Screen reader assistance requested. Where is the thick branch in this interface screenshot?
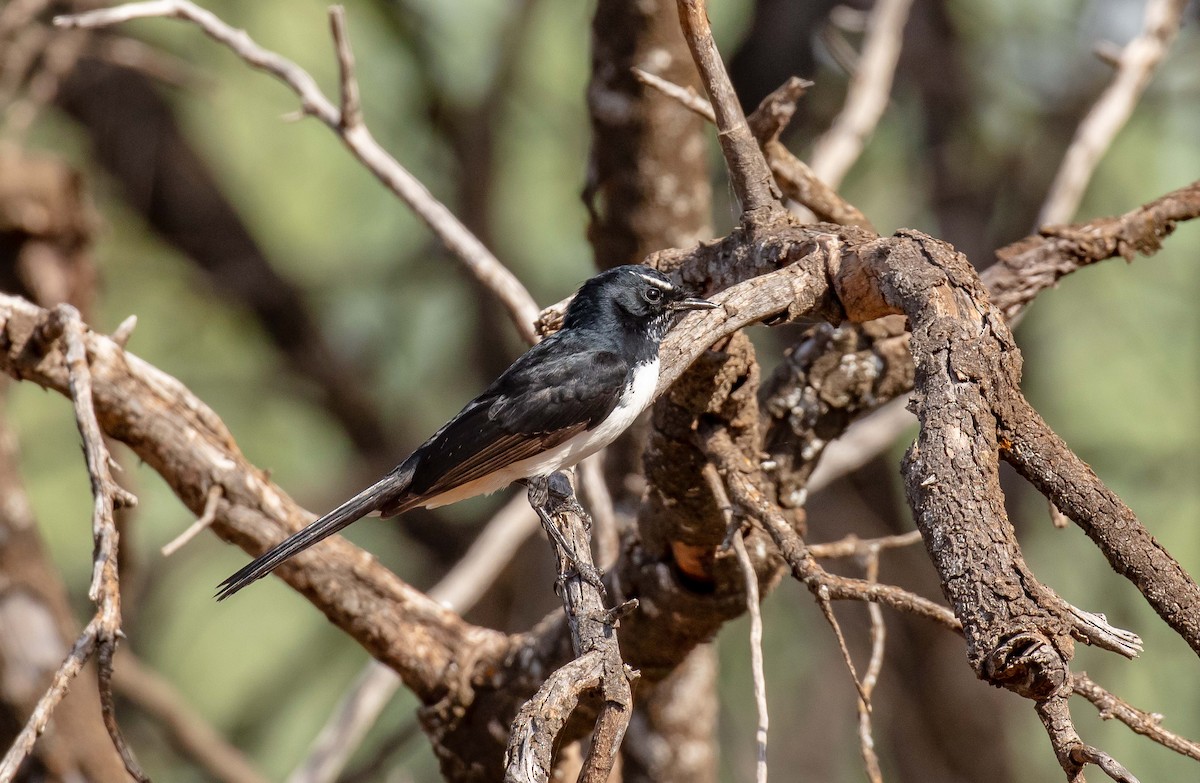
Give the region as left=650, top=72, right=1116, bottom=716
left=999, top=401, right=1200, bottom=656
left=0, top=293, right=503, bottom=703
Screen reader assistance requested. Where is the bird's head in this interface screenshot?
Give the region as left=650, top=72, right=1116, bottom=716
left=564, top=266, right=718, bottom=338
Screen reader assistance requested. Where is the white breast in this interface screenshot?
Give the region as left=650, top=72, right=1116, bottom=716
left=422, top=358, right=661, bottom=508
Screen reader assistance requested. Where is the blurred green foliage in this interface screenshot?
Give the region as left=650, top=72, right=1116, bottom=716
left=10, top=0, right=1199, bottom=780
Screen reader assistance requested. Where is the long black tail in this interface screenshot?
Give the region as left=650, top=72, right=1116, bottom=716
left=216, top=465, right=414, bottom=601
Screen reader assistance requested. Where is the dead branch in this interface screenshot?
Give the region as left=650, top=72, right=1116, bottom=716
left=705, top=463, right=768, bottom=782
left=160, top=483, right=221, bottom=557
left=674, top=0, right=782, bottom=223
left=732, top=532, right=769, bottom=783
left=54, top=1, right=541, bottom=343
left=701, top=425, right=960, bottom=631
left=0, top=304, right=145, bottom=783
left=1037, top=697, right=1140, bottom=783
left=990, top=180, right=1200, bottom=321
left=634, top=68, right=874, bottom=229
left=998, top=400, right=1200, bottom=656
left=806, top=530, right=923, bottom=560
left=856, top=551, right=885, bottom=783
left=505, top=474, right=636, bottom=783
left=1071, top=673, right=1200, bottom=762
left=1038, top=0, right=1190, bottom=226
left=761, top=179, right=1200, bottom=513
left=809, top=0, right=914, bottom=189
left=0, top=292, right=504, bottom=704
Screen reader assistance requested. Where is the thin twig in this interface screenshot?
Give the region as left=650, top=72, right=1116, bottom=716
left=161, top=483, right=222, bottom=556
left=704, top=463, right=768, bottom=783
left=634, top=68, right=873, bottom=229
left=632, top=67, right=714, bottom=122
left=732, top=533, right=769, bottom=783
left=579, top=454, right=619, bottom=570
left=0, top=305, right=145, bottom=783
left=54, top=1, right=541, bottom=343
left=815, top=587, right=869, bottom=707
left=328, top=8, right=360, bottom=130
left=856, top=550, right=885, bottom=783
left=807, top=529, right=923, bottom=560
left=1071, top=672, right=1200, bottom=762
left=809, top=0, right=915, bottom=189
left=1037, top=0, right=1189, bottom=226
left=0, top=621, right=103, bottom=782
left=674, top=0, right=783, bottom=222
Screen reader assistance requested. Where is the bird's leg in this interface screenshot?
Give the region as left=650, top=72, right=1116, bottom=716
left=525, top=474, right=605, bottom=592
left=547, top=471, right=591, bottom=531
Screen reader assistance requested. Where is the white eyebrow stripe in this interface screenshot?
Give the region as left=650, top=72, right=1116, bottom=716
left=633, top=272, right=675, bottom=291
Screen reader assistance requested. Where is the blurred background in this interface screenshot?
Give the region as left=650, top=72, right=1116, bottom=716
left=2, top=0, right=1198, bottom=780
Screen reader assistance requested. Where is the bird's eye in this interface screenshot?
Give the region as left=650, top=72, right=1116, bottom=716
left=643, top=287, right=663, bottom=304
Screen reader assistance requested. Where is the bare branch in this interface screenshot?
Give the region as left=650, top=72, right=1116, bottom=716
left=732, top=533, right=769, bottom=783
left=806, top=530, right=922, bottom=560
left=815, top=588, right=869, bottom=706
left=579, top=454, right=619, bottom=570
left=631, top=67, right=714, bottom=122
left=0, top=620, right=103, bottom=782
left=634, top=68, right=874, bottom=229
left=1037, top=0, right=1190, bottom=226
left=1037, top=696, right=1141, bottom=783
left=705, top=461, right=768, bottom=783
left=809, top=0, right=915, bottom=188
left=1071, top=672, right=1200, bottom=762
left=55, top=1, right=541, bottom=343
left=327, top=7, right=360, bottom=131
left=506, top=475, right=636, bottom=783
left=0, top=305, right=145, bottom=783
left=999, top=399, right=1200, bottom=657
left=857, top=551, right=885, bottom=783
left=990, top=179, right=1200, bottom=321
left=505, top=652, right=605, bottom=782
left=773, top=180, right=1200, bottom=512
left=0, top=293, right=502, bottom=703
left=701, top=425, right=960, bottom=632
left=161, top=483, right=222, bottom=557
left=674, top=0, right=782, bottom=222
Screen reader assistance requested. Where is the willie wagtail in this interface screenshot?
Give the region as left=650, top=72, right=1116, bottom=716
left=216, top=265, right=717, bottom=599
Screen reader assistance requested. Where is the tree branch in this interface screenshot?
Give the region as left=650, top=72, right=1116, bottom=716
left=674, top=0, right=783, bottom=223
left=1037, top=0, right=1190, bottom=226
left=54, top=1, right=541, bottom=343
left=0, top=304, right=145, bottom=783
left=809, top=0, right=914, bottom=189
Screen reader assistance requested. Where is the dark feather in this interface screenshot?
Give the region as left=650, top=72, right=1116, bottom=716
left=214, top=463, right=414, bottom=601
left=396, top=334, right=629, bottom=505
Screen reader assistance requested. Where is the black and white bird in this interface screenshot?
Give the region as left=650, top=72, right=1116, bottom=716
left=216, top=265, right=717, bottom=600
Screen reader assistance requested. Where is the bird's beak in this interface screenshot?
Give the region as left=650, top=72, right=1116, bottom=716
left=669, top=296, right=719, bottom=312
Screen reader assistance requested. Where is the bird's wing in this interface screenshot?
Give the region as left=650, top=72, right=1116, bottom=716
left=398, top=338, right=629, bottom=505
